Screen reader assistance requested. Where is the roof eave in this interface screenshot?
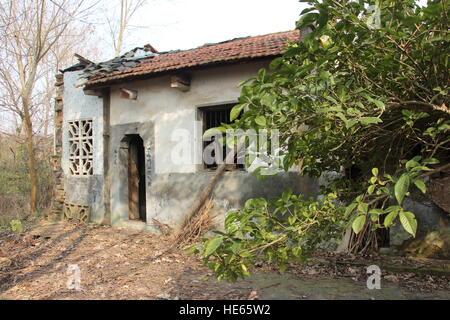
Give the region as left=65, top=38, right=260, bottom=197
left=83, top=55, right=279, bottom=90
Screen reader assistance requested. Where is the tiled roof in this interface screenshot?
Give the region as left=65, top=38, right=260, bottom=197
left=85, top=30, right=300, bottom=86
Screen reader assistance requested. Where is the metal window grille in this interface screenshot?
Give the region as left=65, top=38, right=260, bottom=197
left=202, top=105, right=244, bottom=169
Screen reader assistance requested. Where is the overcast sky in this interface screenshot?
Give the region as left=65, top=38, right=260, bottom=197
left=95, top=0, right=429, bottom=59
left=99, top=0, right=308, bottom=57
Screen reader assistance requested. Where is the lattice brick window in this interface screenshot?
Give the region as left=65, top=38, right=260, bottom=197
left=68, top=119, right=93, bottom=175
left=64, top=202, right=90, bottom=222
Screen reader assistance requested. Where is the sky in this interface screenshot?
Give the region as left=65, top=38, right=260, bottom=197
left=95, top=0, right=428, bottom=59
left=100, top=0, right=308, bottom=57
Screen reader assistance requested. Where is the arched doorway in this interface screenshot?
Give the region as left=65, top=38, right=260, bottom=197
left=123, top=134, right=146, bottom=222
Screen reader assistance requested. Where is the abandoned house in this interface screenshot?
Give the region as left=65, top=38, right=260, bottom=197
left=51, top=29, right=320, bottom=231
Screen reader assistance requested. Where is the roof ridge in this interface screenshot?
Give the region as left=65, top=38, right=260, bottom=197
left=155, top=29, right=298, bottom=57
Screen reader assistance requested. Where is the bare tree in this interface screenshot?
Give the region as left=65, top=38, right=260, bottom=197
left=105, top=0, right=147, bottom=57
left=35, top=22, right=101, bottom=137
left=0, top=0, right=95, bottom=213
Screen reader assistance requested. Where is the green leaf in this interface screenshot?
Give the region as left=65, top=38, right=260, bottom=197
left=269, top=57, right=283, bottom=70
left=296, top=12, right=319, bottom=29
left=384, top=210, right=399, bottom=227
left=360, top=117, right=382, bottom=125
left=258, top=68, right=266, bottom=80
left=204, top=237, right=223, bottom=257
left=261, top=95, right=275, bottom=108
left=300, top=7, right=315, bottom=15
left=230, top=104, right=244, bottom=121
left=373, top=100, right=385, bottom=110
left=367, top=185, right=375, bottom=195
left=411, top=166, right=432, bottom=172
left=405, top=159, right=420, bottom=169
left=369, top=209, right=384, bottom=215
left=352, top=215, right=366, bottom=234
left=394, top=174, right=410, bottom=205
left=422, top=158, right=439, bottom=165
left=255, top=116, right=267, bottom=126
left=239, top=250, right=252, bottom=258
left=241, top=264, right=250, bottom=276
left=413, top=179, right=426, bottom=194
left=385, top=205, right=401, bottom=213
left=372, top=168, right=379, bottom=176
left=230, top=241, right=242, bottom=254
left=288, top=215, right=296, bottom=225
left=344, top=203, right=357, bottom=217
left=203, top=127, right=225, bottom=139
left=185, top=245, right=200, bottom=255
left=399, top=211, right=417, bottom=237
left=357, top=202, right=369, bottom=214
left=346, top=119, right=358, bottom=129
left=238, top=78, right=254, bottom=87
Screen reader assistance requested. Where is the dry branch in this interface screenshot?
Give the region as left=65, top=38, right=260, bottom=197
left=173, top=198, right=216, bottom=249
left=150, top=146, right=242, bottom=259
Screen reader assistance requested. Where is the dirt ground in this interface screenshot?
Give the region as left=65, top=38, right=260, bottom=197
left=0, top=220, right=449, bottom=300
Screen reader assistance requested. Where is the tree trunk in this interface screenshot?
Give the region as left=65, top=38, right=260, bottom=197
left=115, top=0, right=126, bottom=56
left=23, top=101, right=38, bottom=214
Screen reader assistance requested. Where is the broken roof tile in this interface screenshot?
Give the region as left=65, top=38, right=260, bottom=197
left=85, top=29, right=300, bottom=87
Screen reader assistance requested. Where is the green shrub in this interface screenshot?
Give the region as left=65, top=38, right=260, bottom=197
left=10, top=219, right=24, bottom=233
left=196, top=192, right=346, bottom=282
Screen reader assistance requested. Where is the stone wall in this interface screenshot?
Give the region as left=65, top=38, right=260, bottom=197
left=50, top=73, right=65, bottom=217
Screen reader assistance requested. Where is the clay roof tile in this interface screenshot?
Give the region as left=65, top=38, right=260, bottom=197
left=85, top=29, right=300, bottom=87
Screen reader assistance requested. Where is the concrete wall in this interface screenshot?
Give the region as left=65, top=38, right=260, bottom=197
left=109, top=62, right=268, bottom=174
left=148, top=172, right=319, bottom=230
left=62, top=71, right=105, bottom=223
left=106, top=60, right=320, bottom=230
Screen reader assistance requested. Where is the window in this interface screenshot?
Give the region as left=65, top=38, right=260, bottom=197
left=201, top=104, right=244, bottom=170
left=68, top=119, right=93, bottom=176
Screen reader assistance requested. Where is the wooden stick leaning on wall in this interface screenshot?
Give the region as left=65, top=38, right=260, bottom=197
left=151, top=141, right=244, bottom=259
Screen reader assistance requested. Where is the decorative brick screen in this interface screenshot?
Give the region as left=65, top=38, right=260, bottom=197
left=63, top=202, right=90, bottom=222
left=68, top=119, right=94, bottom=175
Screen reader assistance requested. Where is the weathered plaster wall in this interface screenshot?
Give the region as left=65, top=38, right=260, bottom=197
left=62, top=71, right=105, bottom=223
left=110, top=61, right=273, bottom=174
left=107, top=61, right=321, bottom=230
left=148, top=172, right=319, bottom=230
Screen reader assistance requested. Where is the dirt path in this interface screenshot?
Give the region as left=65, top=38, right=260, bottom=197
left=0, top=221, right=448, bottom=300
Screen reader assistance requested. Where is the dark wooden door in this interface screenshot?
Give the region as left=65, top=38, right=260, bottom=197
left=128, top=143, right=140, bottom=220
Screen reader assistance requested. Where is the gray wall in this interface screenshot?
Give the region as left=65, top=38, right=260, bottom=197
left=62, top=71, right=105, bottom=223
left=148, top=171, right=319, bottom=231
